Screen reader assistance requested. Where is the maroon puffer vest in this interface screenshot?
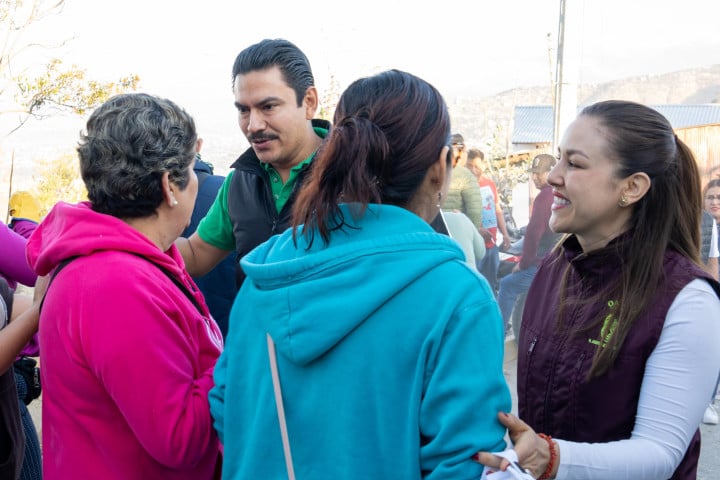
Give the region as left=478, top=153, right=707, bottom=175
left=519, top=235, right=719, bottom=480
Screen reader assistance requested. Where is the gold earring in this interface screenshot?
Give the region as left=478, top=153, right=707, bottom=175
left=619, top=195, right=628, bottom=207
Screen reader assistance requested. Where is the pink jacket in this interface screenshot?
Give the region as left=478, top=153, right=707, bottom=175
left=27, top=202, right=223, bottom=480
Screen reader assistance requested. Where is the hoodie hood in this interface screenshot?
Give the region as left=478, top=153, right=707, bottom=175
left=240, top=203, right=465, bottom=366
left=27, top=201, right=185, bottom=279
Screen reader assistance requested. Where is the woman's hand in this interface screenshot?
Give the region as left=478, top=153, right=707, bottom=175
left=473, top=412, right=555, bottom=479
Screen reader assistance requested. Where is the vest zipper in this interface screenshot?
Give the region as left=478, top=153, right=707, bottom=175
left=524, top=336, right=538, bottom=419
left=527, top=337, right=537, bottom=356
left=574, top=352, right=586, bottom=370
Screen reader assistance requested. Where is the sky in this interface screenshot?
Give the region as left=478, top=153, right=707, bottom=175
left=3, top=0, right=720, bottom=179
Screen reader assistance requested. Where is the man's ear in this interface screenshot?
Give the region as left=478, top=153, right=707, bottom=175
left=622, top=172, right=651, bottom=206
left=303, top=86, right=319, bottom=119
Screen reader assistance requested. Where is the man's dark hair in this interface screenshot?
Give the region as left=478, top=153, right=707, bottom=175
left=467, top=148, right=484, bottom=161
left=231, top=38, right=315, bottom=107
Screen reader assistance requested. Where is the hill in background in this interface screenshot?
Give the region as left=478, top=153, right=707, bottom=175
left=449, top=64, right=720, bottom=152
left=4, top=64, right=720, bottom=218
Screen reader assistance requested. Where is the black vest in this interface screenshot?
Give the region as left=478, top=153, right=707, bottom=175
left=227, top=119, right=331, bottom=287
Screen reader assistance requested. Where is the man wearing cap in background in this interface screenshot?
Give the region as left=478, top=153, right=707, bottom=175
left=497, top=153, right=561, bottom=337
left=443, top=134, right=486, bottom=240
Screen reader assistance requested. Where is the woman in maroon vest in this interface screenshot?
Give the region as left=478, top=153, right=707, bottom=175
left=476, top=100, right=720, bottom=480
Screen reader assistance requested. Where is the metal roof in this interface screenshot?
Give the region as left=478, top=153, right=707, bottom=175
left=512, top=104, right=720, bottom=144
left=512, top=106, right=555, bottom=144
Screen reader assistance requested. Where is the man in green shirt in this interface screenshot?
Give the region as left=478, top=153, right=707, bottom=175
left=176, top=39, right=330, bottom=327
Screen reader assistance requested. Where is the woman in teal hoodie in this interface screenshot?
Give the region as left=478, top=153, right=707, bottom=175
left=209, top=69, right=511, bottom=479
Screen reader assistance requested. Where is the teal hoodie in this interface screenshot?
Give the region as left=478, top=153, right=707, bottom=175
left=209, top=204, right=510, bottom=479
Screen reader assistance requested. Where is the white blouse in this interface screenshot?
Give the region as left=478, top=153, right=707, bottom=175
left=556, top=279, right=720, bottom=479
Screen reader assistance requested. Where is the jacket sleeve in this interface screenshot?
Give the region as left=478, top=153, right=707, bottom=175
left=0, top=222, right=37, bottom=287
left=419, top=277, right=511, bottom=479
left=209, top=347, right=228, bottom=443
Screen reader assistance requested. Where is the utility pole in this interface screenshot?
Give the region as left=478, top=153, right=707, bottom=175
left=547, top=32, right=555, bottom=109
left=552, top=0, right=582, bottom=152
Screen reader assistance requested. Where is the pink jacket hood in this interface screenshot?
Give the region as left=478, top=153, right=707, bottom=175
left=27, top=201, right=184, bottom=279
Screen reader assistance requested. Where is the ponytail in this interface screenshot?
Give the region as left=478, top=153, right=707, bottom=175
left=291, top=69, right=451, bottom=249
left=671, top=136, right=701, bottom=263
left=292, top=116, right=391, bottom=247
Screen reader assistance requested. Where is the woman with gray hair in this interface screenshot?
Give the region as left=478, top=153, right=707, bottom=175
left=26, top=93, right=223, bottom=479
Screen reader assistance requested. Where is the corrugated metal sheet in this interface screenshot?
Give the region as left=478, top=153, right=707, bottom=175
left=655, top=105, right=720, bottom=129
left=512, top=104, right=720, bottom=144
left=512, top=106, right=554, bottom=143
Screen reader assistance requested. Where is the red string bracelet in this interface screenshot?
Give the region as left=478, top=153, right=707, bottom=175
left=538, top=433, right=557, bottom=480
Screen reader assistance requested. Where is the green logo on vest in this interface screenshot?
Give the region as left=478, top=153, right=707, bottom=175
left=588, top=300, right=618, bottom=348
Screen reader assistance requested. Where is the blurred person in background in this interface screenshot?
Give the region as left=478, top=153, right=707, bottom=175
left=8, top=191, right=42, bottom=239
left=701, top=178, right=720, bottom=425
left=443, top=134, right=484, bottom=230
left=496, top=154, right=560, bottom=338
left=466, top=148, right=511, bottom=295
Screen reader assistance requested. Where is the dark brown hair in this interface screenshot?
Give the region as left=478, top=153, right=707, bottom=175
left=564, top=100, right=701, bottom=377
left=292, top=69, right=450, bottom=247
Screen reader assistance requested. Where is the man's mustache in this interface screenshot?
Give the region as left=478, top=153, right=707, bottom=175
left=248, top=134, right=278, bottom=142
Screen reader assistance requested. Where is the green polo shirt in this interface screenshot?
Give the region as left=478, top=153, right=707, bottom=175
left=262, top=154, right=313, bottom=213
left=196, top=126, right=328, bottom=252
left=262, top=125, right=328, bottom=212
